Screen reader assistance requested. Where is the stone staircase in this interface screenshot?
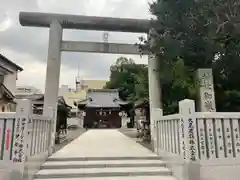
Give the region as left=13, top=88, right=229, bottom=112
left=34, top=156, right=177, bottom=180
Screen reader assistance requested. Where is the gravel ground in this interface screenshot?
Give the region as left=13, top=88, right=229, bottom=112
left=119, top=128, right=153, bottom=151
left=53, top=128, right=86, bottom=153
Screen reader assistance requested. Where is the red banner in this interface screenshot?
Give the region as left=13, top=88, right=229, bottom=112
left=5, top=128, right=11, bottom=151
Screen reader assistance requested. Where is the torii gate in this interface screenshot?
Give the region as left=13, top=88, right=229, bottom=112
left=19, top=12, right=161, bottom=152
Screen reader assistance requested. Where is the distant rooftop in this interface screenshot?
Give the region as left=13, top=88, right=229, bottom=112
left=0, top=54, right=23, bottom=71
left=16, top=86, right=42, bottom=95
left=78, top=88, right=128, bottom=108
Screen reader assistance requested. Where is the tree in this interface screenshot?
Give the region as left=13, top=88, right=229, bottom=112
left=134, top=64, right=149, bottom=101
left=138, top=0, right=240, bottom=113
left=105, top=57, right=148, bottom=102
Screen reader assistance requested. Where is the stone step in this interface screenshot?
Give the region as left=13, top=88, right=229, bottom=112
left=35, top=176, right=178, bottom=180
left=41, top=160, right=166, bottom=169
left=47, top=156, right=161, bottom=161
left=35, top=167, right=172, bottom=179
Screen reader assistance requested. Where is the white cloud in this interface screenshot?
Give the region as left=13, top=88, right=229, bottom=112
left=0, top=0, right=151, bottom=91
left=0, top=12, right=13, bottom=32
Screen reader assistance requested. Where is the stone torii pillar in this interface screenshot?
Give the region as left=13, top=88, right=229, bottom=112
left=148, top=29, right=162, bottom=151
left=148, top=29, right=162, bottom=110
left=43, top=21, right=63, bottom=153
left=44, top=21, right=62, bottom=118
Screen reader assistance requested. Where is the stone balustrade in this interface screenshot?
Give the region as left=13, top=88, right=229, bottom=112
left=155, top=99, right=240, bottom=180
left=0, top=99, right=53, bottom=180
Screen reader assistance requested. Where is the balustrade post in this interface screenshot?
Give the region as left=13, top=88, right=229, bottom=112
left=10, top=99, right=33, bottom=180
left=179, top=99, right=200, bottom=180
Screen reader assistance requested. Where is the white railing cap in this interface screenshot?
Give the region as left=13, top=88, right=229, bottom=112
left=158, top=113, right=180, bottom=121
left=32, top=114, right=52, bottom=121
left=195, top=112, right=240, bottom=119
left=0, top=112, right=16, bottom=119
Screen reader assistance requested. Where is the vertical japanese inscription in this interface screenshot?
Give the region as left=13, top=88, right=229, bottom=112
left=12, top=118, right=26, bottom=163
left=224, top=120, right=233, bottom=157
left=197, top=69, right=216, bottom=112
left=180, top=118, right=186, bottom=159
left=207, top=120, right=216, bottom=157
left=233, top=119, right=240, bottom=155
left=199, top=127, right=206, bottom=157
left=188, top=118, right=196, bottom=160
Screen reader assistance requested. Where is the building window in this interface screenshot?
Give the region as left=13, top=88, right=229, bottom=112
left=2, top=106, right=5, bottom=112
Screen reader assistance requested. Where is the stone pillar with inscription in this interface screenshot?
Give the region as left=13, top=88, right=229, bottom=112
left=197, top=68, right=216, bottom=112
left=11, top=99, right=33, bottom=180
left=179, top=99, right=200, bottom=180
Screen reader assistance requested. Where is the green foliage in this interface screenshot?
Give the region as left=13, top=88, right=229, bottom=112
left=106, top=0, right=240, bottom=114
left=104, top=57, right=148, bottom=102
left=136, top=0, right=240, bottom=113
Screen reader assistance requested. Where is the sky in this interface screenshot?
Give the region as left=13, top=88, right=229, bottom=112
left=0, top=0, right=151, bottom=92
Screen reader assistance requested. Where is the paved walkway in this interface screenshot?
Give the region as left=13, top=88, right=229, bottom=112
left=35, top=130, right=177, bottom=180
left=52, top=129, right=155, bottom=158
left=53, top=128, right=86, bottom=153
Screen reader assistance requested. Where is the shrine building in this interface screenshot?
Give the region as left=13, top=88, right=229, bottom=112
left=77, top=89, right=128, bottom=128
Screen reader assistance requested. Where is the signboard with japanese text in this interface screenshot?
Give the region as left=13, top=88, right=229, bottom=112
left=12, top=117, right=26, bottom=163
left=179, top=99, right=199, bottom=160
left=197, top=69, right=216, bottom=112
